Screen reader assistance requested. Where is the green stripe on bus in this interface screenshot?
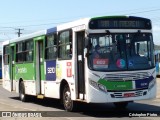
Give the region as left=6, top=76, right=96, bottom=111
left=34, top=36, right=45, bottom=41
left=14, top=63, right=35, bottom=80
left=98, top=79, right=133, bottom=90
left=10, top=43, right=16, bottom=47
left=40, top=63, right=45, bottom=80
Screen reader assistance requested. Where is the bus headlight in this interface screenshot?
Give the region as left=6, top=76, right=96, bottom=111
left=98, top=84, right=106, bottom=92
left=90, top=80, right=98, bottom=88
left=89, top=79, right=107, bottom=92
left=148, top=78, right=156, bottom=91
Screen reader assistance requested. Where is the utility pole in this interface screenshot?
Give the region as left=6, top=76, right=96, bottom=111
left=15, top=28, right=24, bottom=37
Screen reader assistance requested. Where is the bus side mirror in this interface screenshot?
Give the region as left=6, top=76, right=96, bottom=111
left=136, top=43, right=140, bottom=54
left=84, top=37, right=89, bottom=48
left=84, top=37, right=92, bottom=57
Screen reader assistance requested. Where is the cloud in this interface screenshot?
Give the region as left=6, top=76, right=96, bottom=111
left=153, top=25, right=160, bottom=45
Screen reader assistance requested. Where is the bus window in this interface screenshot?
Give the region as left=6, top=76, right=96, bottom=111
left=58, top=30, right=72, bottom=59
left=3, top=46, right=9, bottom=65
left=16, top=42, right=24, bottom=62
left=24, top=40, right=33, bottom=62
left=45, top=34, right=57, bottom=60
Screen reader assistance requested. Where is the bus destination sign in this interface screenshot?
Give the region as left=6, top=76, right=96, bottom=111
left=89, top=18, right=151, bottom=29
left=98, top=20, right=144, bottom=29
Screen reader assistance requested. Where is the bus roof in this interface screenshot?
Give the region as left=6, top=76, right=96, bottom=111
left=3, top=29, right=47, bottom=45
left=2, top=40, right=9, bottom=46
left=2, top=15, right=151, bottom=46
left=90, top=16, right=151, bottom=21
left=57, top=18, right=90, bottom=31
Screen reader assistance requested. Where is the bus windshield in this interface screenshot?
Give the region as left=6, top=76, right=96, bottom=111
left=88, top=33, right=155, bottom=71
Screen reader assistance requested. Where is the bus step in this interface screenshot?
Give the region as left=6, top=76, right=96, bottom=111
left=37, top=94, right=44, bottom=99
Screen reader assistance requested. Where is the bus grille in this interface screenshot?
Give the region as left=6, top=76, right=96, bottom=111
left=102, top=72, right=150, bottom=81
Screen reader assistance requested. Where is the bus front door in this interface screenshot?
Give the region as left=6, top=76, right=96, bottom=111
left=35, top=40, right=44, bottom=98
left=76, top=31, right=85, bottom=99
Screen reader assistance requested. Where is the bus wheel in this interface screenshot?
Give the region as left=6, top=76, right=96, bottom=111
left=63, top=85, right=75, bottom=112
left=114, top=102, right=128, bottom=109
left=19, top=81, right=27, bottom=102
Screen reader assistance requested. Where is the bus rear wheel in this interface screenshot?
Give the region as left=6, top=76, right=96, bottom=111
left=19, top=81, right=28, bottom=102
left=63, top=85, right=76, bottom=112
left=114, top=102, right=128, bottom=109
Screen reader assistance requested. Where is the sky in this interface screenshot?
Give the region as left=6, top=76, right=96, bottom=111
left=0, top=0, right=160, bottom=45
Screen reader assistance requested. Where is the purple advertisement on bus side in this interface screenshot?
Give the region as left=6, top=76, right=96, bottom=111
left=46, top=60, right=56, bottom=81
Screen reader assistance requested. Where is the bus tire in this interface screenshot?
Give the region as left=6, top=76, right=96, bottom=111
left=19, top=81, right=28, bottom=102
left=114, top=102, right=128, bottom=109
left=63, top=85, right=76, bottom=112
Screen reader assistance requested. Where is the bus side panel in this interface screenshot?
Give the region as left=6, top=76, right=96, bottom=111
left=3, top=65, right=11, bottom=91
left=43, top=60, right=60, bottom=98
left=43, top=81, right=60, bottom=98
left=0, top=55, right=2, bottom=79
left=24, top=80, right=36, bottom=95
left=43, top=60, right=76, bottom=100
left=12, top=65, right=16, bottom=91
left=158, top=62, right=160, bottom=75
left=60, top=60, right=76, bottom=100
left=14, top=63, right=36, bottom=95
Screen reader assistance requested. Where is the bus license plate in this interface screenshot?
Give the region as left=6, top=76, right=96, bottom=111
left=124, top=93, right=135, bottom=97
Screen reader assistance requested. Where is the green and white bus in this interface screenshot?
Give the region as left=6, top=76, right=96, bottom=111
left=2, top=16, right=156, bottom=111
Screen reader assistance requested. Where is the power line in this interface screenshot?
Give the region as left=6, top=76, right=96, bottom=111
left=0, top=21, right=70, bottom=29
left=0, top=26, right=15, bottom=29
left=123, top=8, right=160, bottom=15
left=2, top=9, right=160, bottom=29
left=0, top=7, right=159, bottom=29
left=0, top=6, right=159, bottom=25
left=14, top=21, right=70, bottom=28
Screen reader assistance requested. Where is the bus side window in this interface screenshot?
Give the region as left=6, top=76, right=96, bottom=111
left=24, top=40, right=33, bottom=62
left=16, top=42, right=24, bottom=63
left=3, top=46, right=9, bottom=65
left=58, top=30, right=72, bottom=60
left=45, top=34, right=57, bottom=60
